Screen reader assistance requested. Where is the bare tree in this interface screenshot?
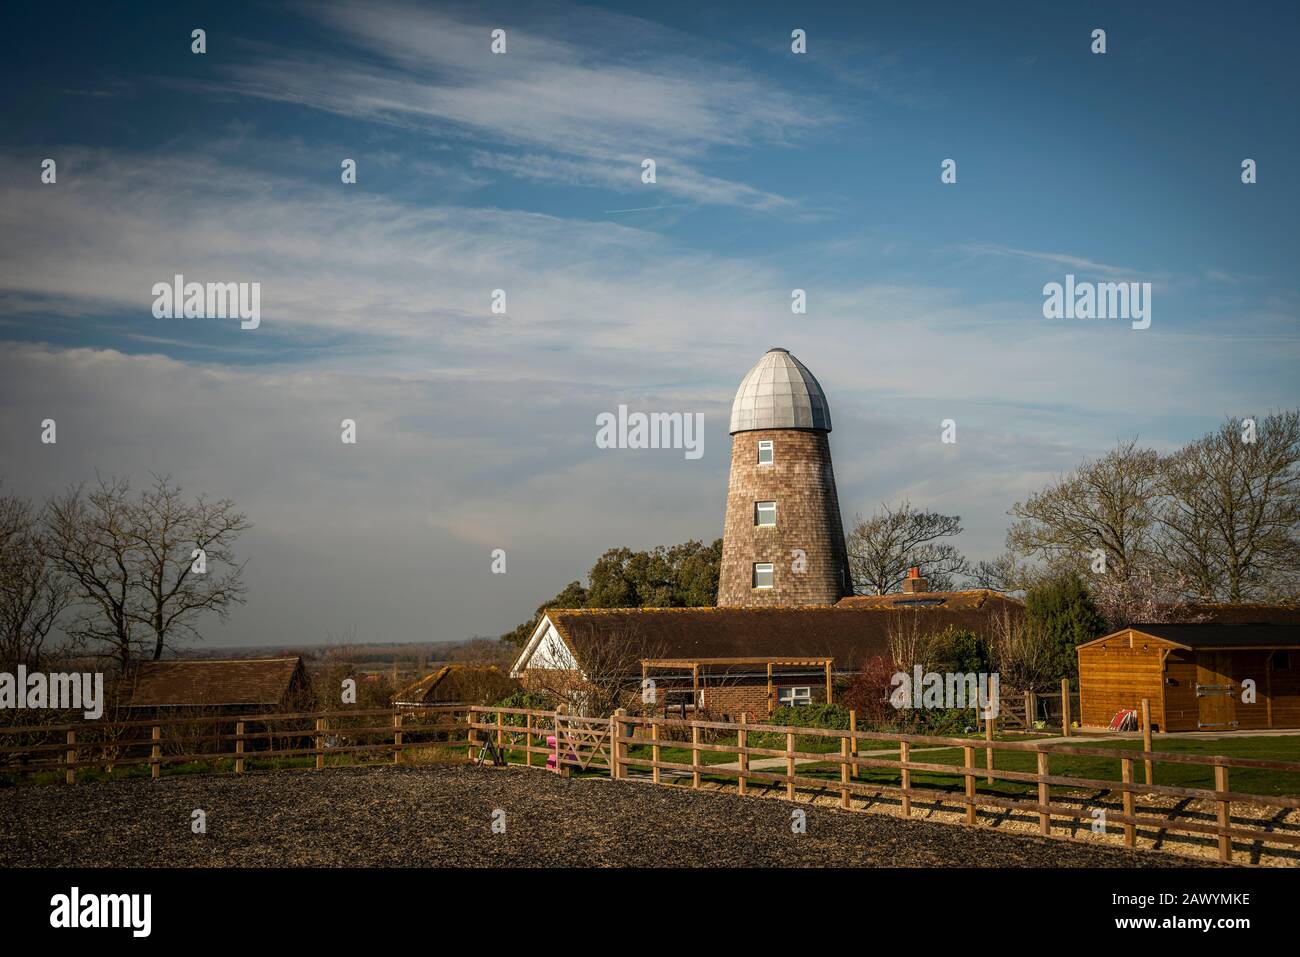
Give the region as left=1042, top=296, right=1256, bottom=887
left=847, top=500, right=969, bottom=594
left=1008, top=438, right=1161, bottom=582
left=1089, top=566, right=1207, bottom=632
left=46, top=476, right=141, bottom=667
left=129, top=474, right=250, bottom=660
left=1158, top=412, right=1300, bottom=602
left=45, top=474, right=249, bottom=665
left=884, top=611, right=947, bottom=674
left=522, top=625, right=667, bottom=718
left=986, top=605, right=1053, bottom=693
left=0, top=489, right=71, bottom=669
left=967, top=550, right=1044, bottom=595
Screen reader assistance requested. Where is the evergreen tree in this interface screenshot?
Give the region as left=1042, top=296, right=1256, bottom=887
left=1023, top=573, right=1107, bottom=683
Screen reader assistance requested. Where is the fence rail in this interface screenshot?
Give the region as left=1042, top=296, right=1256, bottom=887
left=599, top=710, right=1300, bottom=863
left=4, top=704, right=1298, bottom=864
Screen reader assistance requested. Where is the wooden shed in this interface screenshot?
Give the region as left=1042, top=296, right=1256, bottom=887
left=1077, top=623, right=1300, bottom=732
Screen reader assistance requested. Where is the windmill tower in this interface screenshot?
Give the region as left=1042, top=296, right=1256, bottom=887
left=717, top=348, right=852, bottom=607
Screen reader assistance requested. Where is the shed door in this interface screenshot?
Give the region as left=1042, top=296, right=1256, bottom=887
left=1196, top=651, right=1238, bottom=730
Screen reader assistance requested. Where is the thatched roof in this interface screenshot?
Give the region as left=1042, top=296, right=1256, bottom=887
left=126, top=657, right=308, bottom=708
left=835, top=589, right=1021, bottom=612
left=1183, top=603, right=1300, bottom=625
left=392, top=664, right=516, bottom=706
left=521, top=595, right=1021, bottom=677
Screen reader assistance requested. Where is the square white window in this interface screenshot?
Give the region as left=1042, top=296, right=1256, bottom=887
left=778, top=686, right=813, bottom=706
left=755, top=501, right=776, bottom=526
left=752, top=562, right=774, bottom=588
left=757, top=440, right=773, bottom=465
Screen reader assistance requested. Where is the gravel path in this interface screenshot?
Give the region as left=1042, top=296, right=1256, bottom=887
left=0, top=764, right=1210, bottom=868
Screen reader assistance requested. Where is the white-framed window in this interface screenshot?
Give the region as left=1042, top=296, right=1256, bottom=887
left=752, top=562, right=774, bottom=588
left=755, top=501, right=776, bottom=526
left=778, top=686, right=813, bottom=706
left=757, top=440, right=773, bottom=465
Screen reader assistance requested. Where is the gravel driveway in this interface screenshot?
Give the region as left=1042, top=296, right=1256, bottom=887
left=0, top=764, right=1210, bottom=867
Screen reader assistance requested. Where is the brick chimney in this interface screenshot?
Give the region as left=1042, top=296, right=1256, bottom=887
left=901, top=566, right=928, bottom=594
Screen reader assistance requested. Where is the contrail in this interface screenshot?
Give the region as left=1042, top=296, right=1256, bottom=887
left=603, top=203, right=691, bottom=214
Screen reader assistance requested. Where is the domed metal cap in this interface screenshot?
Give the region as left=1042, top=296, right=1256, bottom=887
left=729, top=348, right=832, bottom=433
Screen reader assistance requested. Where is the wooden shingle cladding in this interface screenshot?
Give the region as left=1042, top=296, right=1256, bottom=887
left=1077, top=623, right=1300, bottom=732
left=125, top=657, right=312, bottom=711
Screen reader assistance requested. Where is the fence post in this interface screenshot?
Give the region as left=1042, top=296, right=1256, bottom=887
left=465, top=702, right=480, bottom=764
left=315, top=717, right=325, bottom=771
left=525, top=712, right=533, bottom=768
left=962, top=745, right=976, bottom=825
left=555, top=705, right=570, bottom=778
left=691, top=722, right=701, bottom=789
left=1121, top=757, right=1136, bottom=848
left=1215, top=764, right=1232, bottom=863
left=610, top=708, right=625, bottom=780
left=652, top=720, right=661, bottom=786
left=235, top=720, right=245, bottom=774
left=65, top=729, right=76, bottom=785
left=393, top=713, right=403, bottom=765
left=839, top=734, right=850, bottom=809
left=1036, top=750, right=1050, bottom=835
left=1061, top=679, right=1071, bottom=737
left=736, top=714, right=746, bottom=796
left=785, top=731, right=795, bottom=801
left=1141, top=698, right=1153, bottom=786
left=849, top=710, right=858, bottom=779
left=985, top=715, right=995, bottom=785
left=1029, top=690, right=1038, bottom=726
left=899, top=740, right=911, bottom=816
left=151, top=725, right=161, bottom=780
left=1023, top=690, right=1031, bottom=729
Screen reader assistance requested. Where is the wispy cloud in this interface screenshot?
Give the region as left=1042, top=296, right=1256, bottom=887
left=962, top=243, right=1141, bottom=279
left=197, top=1, right=833, bottom=210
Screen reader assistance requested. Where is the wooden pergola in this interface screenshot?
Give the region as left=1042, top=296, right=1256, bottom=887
left=640, top=656, right=834, bottom=715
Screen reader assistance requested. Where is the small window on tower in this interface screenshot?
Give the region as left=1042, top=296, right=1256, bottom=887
left=757, top=440, right=773, bottom=465
left=755, top=501, right=776, bottom=526
left=753, top=563, right=774, bottom=589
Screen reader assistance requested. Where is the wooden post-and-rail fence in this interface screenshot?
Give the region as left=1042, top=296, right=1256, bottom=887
left=4, top=705, right=1299, bottom=865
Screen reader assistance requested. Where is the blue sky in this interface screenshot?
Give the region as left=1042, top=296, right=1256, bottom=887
left=1, top=1, right=1296, bottom=647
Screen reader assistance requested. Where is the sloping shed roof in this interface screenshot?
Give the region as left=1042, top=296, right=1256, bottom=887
left=1080, top=622, right=1300, bottom=651
left=526, top=601, right=1019, bottom=676
left=1127, top=622, right=1300, bottom=649
left=127, top=657, right=307, bottom=708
